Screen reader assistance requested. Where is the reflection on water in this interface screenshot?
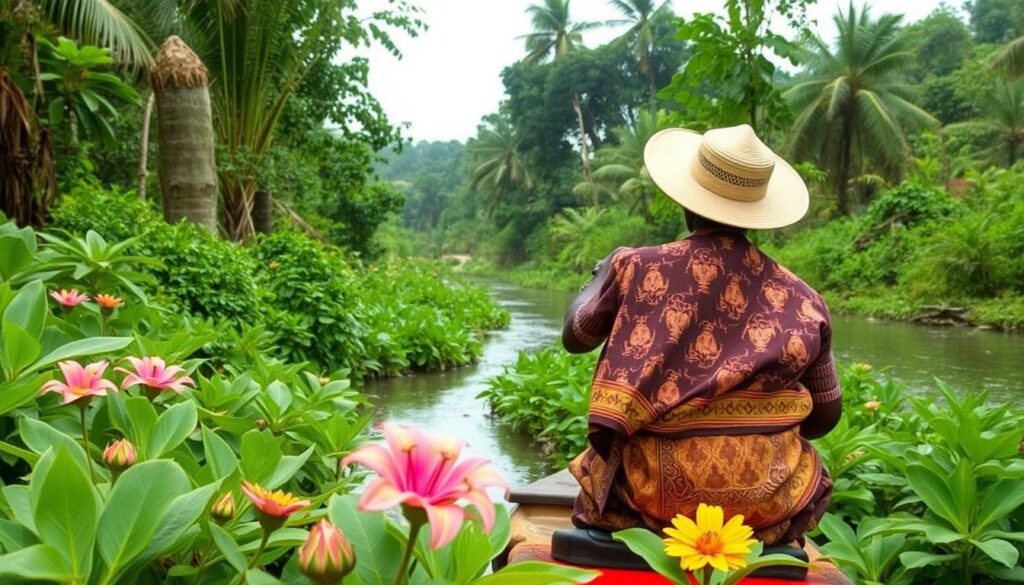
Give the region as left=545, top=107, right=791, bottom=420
left=366, top=279, right=1024, bottom=487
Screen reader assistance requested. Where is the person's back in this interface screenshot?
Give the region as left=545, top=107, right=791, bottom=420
left=562, top=124, right=841, bottom=545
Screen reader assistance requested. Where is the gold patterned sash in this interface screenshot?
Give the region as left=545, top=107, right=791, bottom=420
left=590, top=380, right=812, bottom=438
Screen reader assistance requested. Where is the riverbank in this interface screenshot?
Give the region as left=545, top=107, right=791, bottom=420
left=463, top=259, right=1024, bottom=332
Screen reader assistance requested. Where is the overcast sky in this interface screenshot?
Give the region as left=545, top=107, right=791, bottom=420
left=352, top=0, right=954, bottom=143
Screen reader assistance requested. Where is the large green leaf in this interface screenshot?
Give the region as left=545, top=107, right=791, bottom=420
left=3, top=322, right=41, bottom=377
left=0, top=373, right=49, bottom=416
left=147, top=401, right=198, bottom=459
left=613, top=527, right=687, bottom=584
left=328, top=494, right=404, bottom=585
left=474, top=561, right=599, bottom=585
left=241, top=429, right=282, bottom=484
left=125, top=396, right=158, bottom=456
left=977, top=479, right=1024, bottom=532
left=131, top=482, right=219, bottom=573
left=970, top=538, right=1019, bottom=568
left=265, top=447, right=313, bottom=489
left=3, top=280, right=46, bottom=340
left=31, top=447, right=98, bottom=580
left=29, top=336, right=131, bottom=372
left=905, top=462, right=968, bottom=533
left=0, top=544, right=73, bottom=581
left=20, top=416, right=89, bottom=471
left=95, top=460, right=190, bottom=581
left=210, top=522, right=247, bottom=573
left=898, top=551, right=959, bottom=569
left=0, top=234, right=34, bottom=280
left=202, top=425, right=239, bottom=480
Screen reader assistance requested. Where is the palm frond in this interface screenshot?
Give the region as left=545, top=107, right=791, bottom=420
left=992, top=36, right=1024, bottom=78
left=40, top=0, right=155, bottom=69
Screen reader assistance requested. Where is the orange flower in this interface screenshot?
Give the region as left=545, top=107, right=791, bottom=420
left=95, top=294, right=124, bottom=312
left=241, top=480, right=309, bottom=530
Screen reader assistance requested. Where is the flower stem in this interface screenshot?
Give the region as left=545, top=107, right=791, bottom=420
left=80, top=405, right=96, bottom=482
left=393, top=520, right=423, bottom=585
left=247, top=530, right=271, bottom=571
left=701, top=566, right=713, bottom=585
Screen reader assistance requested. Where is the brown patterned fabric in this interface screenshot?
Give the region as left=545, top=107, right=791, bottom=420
left=568, top=228, right=839, bottom=544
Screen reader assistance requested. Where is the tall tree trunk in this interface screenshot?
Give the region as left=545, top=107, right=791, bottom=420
left=834, top=107, right=855, bottom=216
left=137, top=91, right=154, bottom=199
left=151, top=36, right=217, bottom=231
left=252, top=190, right=272, bottom=234
left=570, top=93, right=597, bottom=207
left=647, top=65, right=658, bottom=117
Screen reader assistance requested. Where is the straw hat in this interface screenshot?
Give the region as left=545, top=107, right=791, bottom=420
left=643, top=124, right=809, bottom=229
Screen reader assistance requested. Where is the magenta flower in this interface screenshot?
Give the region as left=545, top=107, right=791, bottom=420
left=342, top=423, right=507, bottom=549
left=50, top=289, right=90, bottom=307
left=40, top=360, right=117, bottom=404
left=116, top=356, right=195, bottom=394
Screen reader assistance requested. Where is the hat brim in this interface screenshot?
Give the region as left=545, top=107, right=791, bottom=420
left=643, top=128, right=809, bottom=230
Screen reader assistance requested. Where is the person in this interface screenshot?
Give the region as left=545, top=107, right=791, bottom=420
left=561, top=124, right=840, bottom=546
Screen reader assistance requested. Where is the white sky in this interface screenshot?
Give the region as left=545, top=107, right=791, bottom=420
left=353, top=0, right=954, bottom=142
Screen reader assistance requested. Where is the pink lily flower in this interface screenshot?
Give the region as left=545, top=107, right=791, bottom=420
left=342, top=422, right=507, bottom=549
left=116, top=356, right=195, bottom=394
left=40, top=360, right=117, bottom=404
left=50, top=289, right=90, bottom=307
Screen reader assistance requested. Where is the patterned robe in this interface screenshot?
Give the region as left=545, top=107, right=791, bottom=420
left=568, top=228, right=839, bottom=544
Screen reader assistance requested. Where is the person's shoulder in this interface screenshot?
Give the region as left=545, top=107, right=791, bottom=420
left=759, top=249, right=828, bottom=307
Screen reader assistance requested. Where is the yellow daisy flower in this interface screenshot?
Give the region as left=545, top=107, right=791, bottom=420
left=663, top=503, right=758, bottom=572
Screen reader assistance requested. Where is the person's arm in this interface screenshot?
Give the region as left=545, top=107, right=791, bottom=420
left=799, top=317, right=842, bottom=440
left=562, top=247, right=627, bottom=354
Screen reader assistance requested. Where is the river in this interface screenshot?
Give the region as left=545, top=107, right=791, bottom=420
left=366, top=280, right=1024, bottom=488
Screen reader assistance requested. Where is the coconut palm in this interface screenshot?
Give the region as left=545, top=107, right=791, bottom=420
left=947, top=81, right=1024, bottom=167
left=577, top=110, right=663, bottom=219
left=520, top=0, right=600, bottom=198
left=467, top=117, right=532, bottom=217
left=608, top=0, right=671, bottom=115
left=784, top=3, right=938, bottom=215
left=992, top=36, right=1024, bottom=78
left=521, top=0, right=598, bottom=63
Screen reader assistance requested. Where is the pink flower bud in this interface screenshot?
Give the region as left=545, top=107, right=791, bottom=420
left=864, top=400, right=881, bottom=411
left=298, top=520, right=356, bottom=584
left=210, top=492, right=235, bottom=523
left=103, top=439, right=136, bottom=471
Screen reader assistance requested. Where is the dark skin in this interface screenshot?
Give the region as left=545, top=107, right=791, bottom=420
left=561, top=210, right=842, bottom=440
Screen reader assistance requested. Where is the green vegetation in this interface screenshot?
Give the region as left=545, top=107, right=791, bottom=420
left=484, top=349, right=1024, bottom=584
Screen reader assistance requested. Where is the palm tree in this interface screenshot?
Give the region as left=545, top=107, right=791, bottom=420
left=521, top=0, right=597, bottom=63
left=608, top=0, right=670, bottom=115
left=520, top=0, right=600, bottom=198
left=947, top=81, right=1024, bottom=167
left=992, top=36, right=1024, bottom=78
left=152, top=36, right=217, bottom=231
left=467, top=117, right=532, bottom=217
left=577, top=110, right=663, bottom=219
left=784, top=3, right=938, bottom=215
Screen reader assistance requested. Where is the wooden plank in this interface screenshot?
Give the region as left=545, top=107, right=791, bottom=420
left=508, top=468, right=578, bottom=506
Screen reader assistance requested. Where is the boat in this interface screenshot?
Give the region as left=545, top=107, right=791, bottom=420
left=497, top=469, right=852, bottom=585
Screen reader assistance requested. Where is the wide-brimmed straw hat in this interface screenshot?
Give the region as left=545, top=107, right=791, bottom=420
left=644, top=124, right=808, bottom=229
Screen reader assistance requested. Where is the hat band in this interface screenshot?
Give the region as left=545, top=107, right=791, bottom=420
left=693, top=152, right=770, bottom=202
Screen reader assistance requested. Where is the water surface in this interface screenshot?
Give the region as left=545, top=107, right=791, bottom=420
left=366, top=280, right=1024, bottom=487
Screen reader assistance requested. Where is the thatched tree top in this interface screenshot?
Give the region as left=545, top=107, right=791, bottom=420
left=152, top=36, right=209, bottom=89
